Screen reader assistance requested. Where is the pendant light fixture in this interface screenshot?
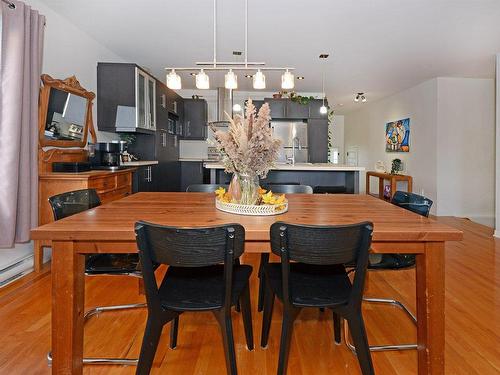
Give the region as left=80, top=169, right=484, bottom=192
left=166, top=69, right=181, bottom=90
left=196, top=69, right=210, bottom=89
left=319, top=54, right=328, bottom=114
left=253, top=69, right=266, bottom=89
left=281, top=69, right=294, bottom=89
left=224, top=69, right=238, bottom=89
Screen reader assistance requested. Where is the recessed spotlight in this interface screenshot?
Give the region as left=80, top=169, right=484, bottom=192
left=355, top=92, right=366, bottom=103
left=319, top=53, right=329, bottom=59
left=297, top=76, right=305, bottom=80
left=190, top=72, right=196, bottom=76
left=232, top=51, right=243, bottom=56
left=245, top=74, right=253, bottom=78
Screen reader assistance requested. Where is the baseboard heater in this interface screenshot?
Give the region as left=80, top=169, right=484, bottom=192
left=0, top=255, right=34, bottom=288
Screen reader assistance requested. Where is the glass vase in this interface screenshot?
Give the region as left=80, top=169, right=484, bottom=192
left=229, top=173, right=259, bottom=205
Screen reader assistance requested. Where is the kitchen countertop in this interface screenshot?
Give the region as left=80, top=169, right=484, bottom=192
left=121, top=160, right=159, bottom=167
left=204, top=162, right=365, bottom=172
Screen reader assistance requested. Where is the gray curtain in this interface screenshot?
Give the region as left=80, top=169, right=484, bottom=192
left=0, top=1, right=45, bottom=247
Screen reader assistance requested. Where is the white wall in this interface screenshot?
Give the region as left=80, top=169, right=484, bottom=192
left=28, top=0, right=125, bottom=141
left=330, top=115, right=345, bottom=164
left=496, top=54, right=500, bottom=237
left=436, top=78, right=495, bottom=226
left=344, top=79, right=438, bottom=208
left=344, top=77, right=495, bottom=225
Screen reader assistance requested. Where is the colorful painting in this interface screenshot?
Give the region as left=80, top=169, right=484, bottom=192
left=385, top=118, right=410, bottom=152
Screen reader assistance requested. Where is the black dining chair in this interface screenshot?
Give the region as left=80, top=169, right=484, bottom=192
left=134, top=221, right=253, bottom=375
left=261, top=221, right=375, bottom=375
left=186, top=184, right=228, bottom=192
left=47, top=189, right=144, bottom=365
left=257, top=184, right=313, bottom=312
left=345, top=191, right=433, bottom=353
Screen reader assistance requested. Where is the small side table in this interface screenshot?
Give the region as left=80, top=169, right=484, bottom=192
left=366, top=171, right=412, bottom=201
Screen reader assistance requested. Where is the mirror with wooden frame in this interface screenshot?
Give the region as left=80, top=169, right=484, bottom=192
left=38, top=74, right=97, bottom=148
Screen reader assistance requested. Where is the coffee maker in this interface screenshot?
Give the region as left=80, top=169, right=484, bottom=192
left=90, top=142, right=123, bottom=170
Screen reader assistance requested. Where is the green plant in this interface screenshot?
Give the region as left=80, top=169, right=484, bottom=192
left=289, top=93, right=315, bottom=105
left=391, top=158, right=403, bottom=174
left=119, top=133, right=137, bottom=145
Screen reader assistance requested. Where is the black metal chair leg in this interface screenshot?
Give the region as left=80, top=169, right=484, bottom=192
left=257, top=253, right=270, bottom=312
left=260, top=284, right=275, bottom=348
left=136, top=316, right=165, bottom=375
left=277, top=308, right=299, bottom=375
left=213, top=310, right=238, bottom=375
left=332, top=312, right=341, bottom=345
left=169, top=316, right=179, bottom=349
left=240, top=283, right=254, bottom=350
left=347, top=314, right=375, bottom=375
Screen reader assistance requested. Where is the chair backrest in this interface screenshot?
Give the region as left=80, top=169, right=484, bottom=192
left=265, top=184, right=313, bottom=194
left=48, top=189, right=101, bottom=221
left=391, top=191, right=433, bottom=217
left=270, top=221, right=373, bottom=307
left=313, top=185, right=347, bottom=194
left=135, top=221, right=245, bottom=312
left=186, top=184, right=228, bottom=192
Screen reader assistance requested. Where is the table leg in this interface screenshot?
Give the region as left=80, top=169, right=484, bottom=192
left=390, top=178, right=397, bottom=200
left=378, top=177, right=385, bottom=199
left=33, top=240, right=44, bottom=272
left=51, top=241, right=85, bottom=375
left=416, top=242, right=445, bottom=375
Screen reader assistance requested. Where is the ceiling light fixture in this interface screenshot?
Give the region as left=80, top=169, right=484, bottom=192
left=253, top=69, right=266, bottom=89
left=224, top=69, right=238, bottom=89
left=355, top=92, right=366, bottom=103
left=196, top=69, right=210, bottom=89
left=164, top=0, right=294, bottom=90
left=281, top=69, right=294, bottom=89
left=166, top=69, right=181, bottom=90
left=297, top=76, right=305, bottom=80
left=319, top=54, right=328, bottom=114
left=233, top=103, right=242, bottom=112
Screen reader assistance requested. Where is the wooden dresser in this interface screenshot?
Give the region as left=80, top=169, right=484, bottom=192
left=35, top=148, right=135, bottom=271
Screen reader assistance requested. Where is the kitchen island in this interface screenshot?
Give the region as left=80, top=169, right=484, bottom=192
left=204, top=163, right=365, bottom=193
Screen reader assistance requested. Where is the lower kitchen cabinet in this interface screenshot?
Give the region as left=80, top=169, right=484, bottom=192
left=180, top=161, right=209, bottom=191
left=133, top=164, right=158, bottom=192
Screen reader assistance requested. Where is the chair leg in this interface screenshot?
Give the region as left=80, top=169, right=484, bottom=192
left=239, top=283, right=254, bottom=350
left=170, top=316, right=179, bottom=349
left=213, top=310, right=238, bottom=375
left=277, top=308, right=299, bottom=375
left=136, top=316, right=166, bottom=375
left=257, top=253, right=270, bottom=312
left=347, top=314, right=375, bottom=375
left=332, top=312, right=341, bottom=345
left=260, top=284, right=275, bottom=348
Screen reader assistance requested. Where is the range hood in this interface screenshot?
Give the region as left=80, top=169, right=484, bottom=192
left=209, top=88, right=234, bottom=126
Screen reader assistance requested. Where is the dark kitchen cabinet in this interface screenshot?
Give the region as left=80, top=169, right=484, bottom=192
left=180, top=161, right=206, bottom=191
left=286, top=100, right=309, bottom=119
left=133, top=164, right=158, bottom=192
left=182, top=99, right=208, bottom=140
left=309, top=99, right=329, bottom=119
left=246, top=99, right=264, bottom=112
left=97, top=63, right=156, bottom=133
left=307, top=119, right=329, bottom=163
left=264, top=98, right=286, bottom=119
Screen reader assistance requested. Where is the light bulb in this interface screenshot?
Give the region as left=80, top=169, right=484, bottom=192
left=224, top=69, right=238, bottom=90
left=166, top=69, right=181, bottom=90
left=361, top=96, right=367, bottom=103
left=320, top=105, right=328, bottom=114
left=195, top=69, right=210, bottom=89
left=233, top=103, right=242, bottom=112
left=281, top=69, right=294, bottom=89
left=354, top=95, right=359, bottom=102
left=253, top=69, right=266, bottom=89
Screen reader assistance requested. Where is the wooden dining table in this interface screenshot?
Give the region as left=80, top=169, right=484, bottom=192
left=30, top=192, right=463, bottom=375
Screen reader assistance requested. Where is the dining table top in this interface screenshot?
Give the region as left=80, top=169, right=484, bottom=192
left=31, top=192, right=463, bottom=243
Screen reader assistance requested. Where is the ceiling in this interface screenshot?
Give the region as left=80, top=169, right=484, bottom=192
left=39, top=0, right=500, bottom=113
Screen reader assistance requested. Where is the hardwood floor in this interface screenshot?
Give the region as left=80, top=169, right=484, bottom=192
left=0, top=217, right=498, bottom=374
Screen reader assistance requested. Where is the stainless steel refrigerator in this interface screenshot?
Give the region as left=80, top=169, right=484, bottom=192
left=271, top=121, right=309, bottom=163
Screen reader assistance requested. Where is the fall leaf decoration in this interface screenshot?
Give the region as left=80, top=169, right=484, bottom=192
left=215, top=186, right=286, bottom=209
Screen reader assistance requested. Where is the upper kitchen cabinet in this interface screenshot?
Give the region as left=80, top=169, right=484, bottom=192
left=309, top=99, right=329, bottom=119
left=264, top=98, right=286, bottom=118
left=182, top=98, right=208, bottom=140
left=97, top=63, right=156, bottom=133
left=286, top=100, right=309, bottom=119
